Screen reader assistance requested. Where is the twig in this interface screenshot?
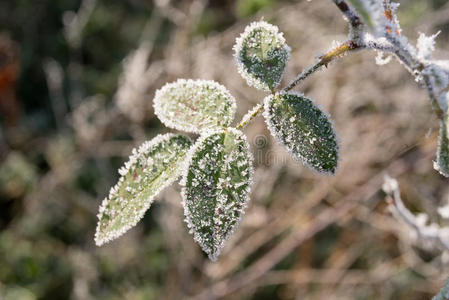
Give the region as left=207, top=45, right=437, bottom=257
left=331, top=0, right=363, bottom=30
left=236, top=41, right=360, bottom=129
left=237, top=0, right=447, bottom=129
left=382, top=175, right=449, bottom=251
left=283, top=41, right=359, bottom=93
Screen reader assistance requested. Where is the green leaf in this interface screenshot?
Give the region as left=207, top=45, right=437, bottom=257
left=233, top=21, right=290, bottom=91
left=153, top=79, right=236, bottom=133
left=263, top=92, right=339, bottom=174
left=181, top=128, right=253, bottom=261
left=95, top=134, right=192, bottom=246
left=435, top=113, right=449, bottom=177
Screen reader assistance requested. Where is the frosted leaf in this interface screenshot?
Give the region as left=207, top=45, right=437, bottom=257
left=233, top=21, right=291, bottom=92
left=263, top=92, right=339, bottom=174
left=435, top=113, right=449, bottom=177
left=95, top=134, right=192, bottom=246
left=433, top=278, right=449, bottom=300
left=153, top=79, right=237, bottom=133
left=181, top=128, right=253, bottom=261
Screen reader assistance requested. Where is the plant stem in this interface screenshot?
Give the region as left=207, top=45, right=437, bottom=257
left=331, top=0, right=363, bottom=30
left=236, top=0, right=444, bottom=131
left=283, top=41, right=359, bottom=92
left=330, top=0, right=445, bottom=118
left=236, top=42, right=359, bottom=130
left=236, top=103, right=263, bottom=129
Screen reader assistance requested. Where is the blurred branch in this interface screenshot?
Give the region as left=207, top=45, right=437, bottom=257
left=382, top=175, right=449, bottom=251
left=43, top=59, right=67, bottom=130
left=63, top=0, right=97, bottom=48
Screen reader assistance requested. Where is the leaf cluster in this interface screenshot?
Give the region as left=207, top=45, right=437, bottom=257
left=96, top=21, right=340, bottom=260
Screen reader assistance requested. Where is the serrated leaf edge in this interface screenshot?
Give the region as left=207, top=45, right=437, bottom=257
left=180, top=128, right=254, bottom=261
left=153, top=79, right=237, bottom=134
left=95, top=133, right=192, bottom=246
left=233, top=21, right=291, bottom=92
left=262, top=91, right=340, bottom=175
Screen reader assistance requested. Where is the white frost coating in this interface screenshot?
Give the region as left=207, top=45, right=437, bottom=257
left=375, top=51, right=392, bottom=65
left=427, top=60, right=449, bottom=111
left=383, top=174, right=449, bottom=251
left=433, top=60, right=449, bottom=70
left=352, top=0, right=386, bottom=37
left=180, top=128, right=254, bottom=261
left=424, top=65, right=449, bottom=112
left=233, top=21, right=291, bottom=91
left=435, top=113, right=449, bottom=177
left=417, top=32, right=440, bottom=61
left=263, top=91, right=340, bottom=175
left=95, top=133, right=192, bottom=246
left=153, top=79, right=237, bottom=133
left=239, top=103, right=262, bottom=128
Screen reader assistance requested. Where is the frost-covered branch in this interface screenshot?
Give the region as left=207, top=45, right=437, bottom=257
left=239, top=0, right=449, bottom=129
left=382, top=175, right=449, bottom=251
left=332, top=0, right=363, bottom=30
left=284, top=41, right=359, bottom=93
left=329, top=0, right=448, bottom=116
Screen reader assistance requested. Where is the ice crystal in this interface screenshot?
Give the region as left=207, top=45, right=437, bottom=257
left=375, top=51, right=392, bottom=65
left=263, top=92, right=339, bottom=174
left=181, top=128, right=253, bottom=261
left=435, top=113, right=449, bottom=178
left=417, top=32, right=440, bottom=61
left=153, top=79, right=237, bottom=133
left=95, top=134, right=192, bottom=246
left=233, top=21, right=291, bottom=92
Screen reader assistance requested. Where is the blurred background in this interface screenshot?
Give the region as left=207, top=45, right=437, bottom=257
left=1, top=0, right=449, bottom=299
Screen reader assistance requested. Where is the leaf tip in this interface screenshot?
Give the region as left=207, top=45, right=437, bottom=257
left=233, top=21, right=290, bottom=91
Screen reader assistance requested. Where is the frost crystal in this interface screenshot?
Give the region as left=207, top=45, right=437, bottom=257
left=417, top=32, right=440, bottom=61
left=348, top=0, right=386, bottom=37
left=233, top=21, right=291, bottom=92
left=435, top=114, right=449, bottom=177
left=263, top=92, right=339, bottom=174
left=181, top=128, right=254, bottom=261
left=375, top=51, right=392, bottom=65
left=95, top=134, right=192, bottom=246
left=153, top=79, right=237, bottom=133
